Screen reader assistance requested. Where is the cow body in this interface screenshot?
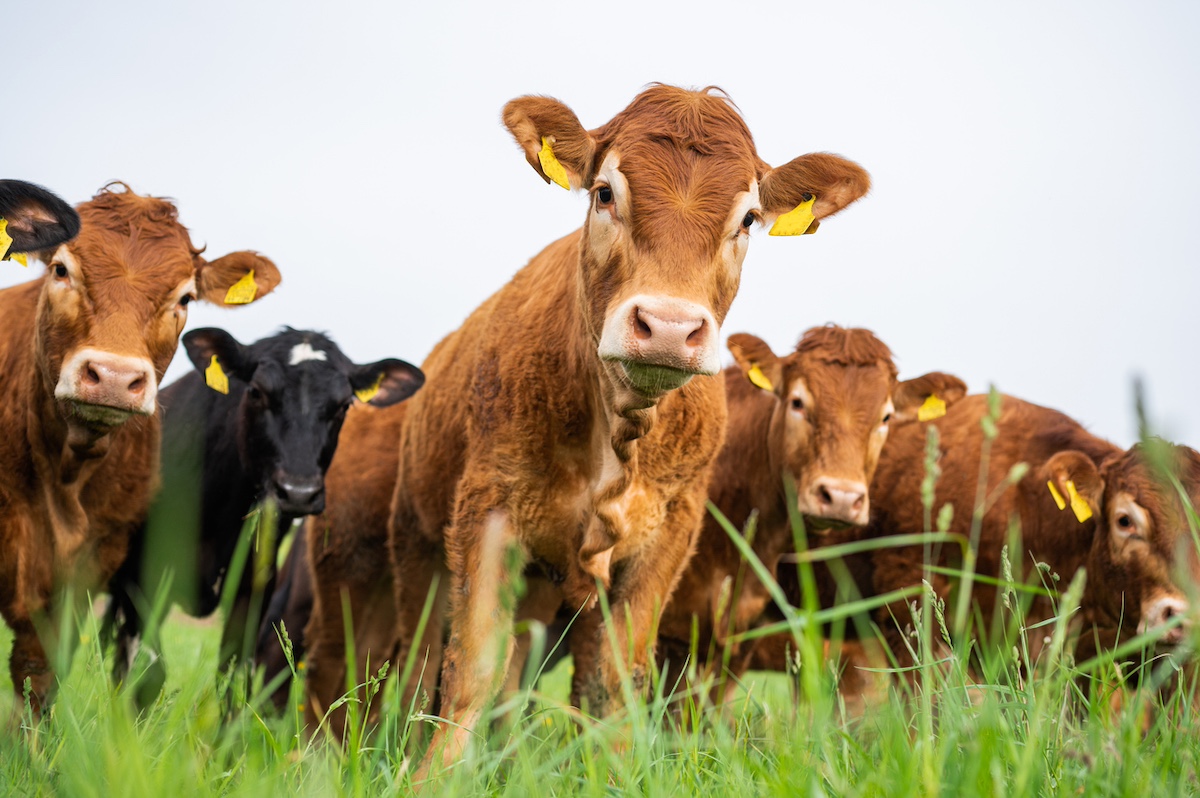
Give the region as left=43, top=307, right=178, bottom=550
left=107, top=327, right=422, bottom=705
left=655, top=327, right=964, bottom=704
left=0, top=184, right=279, bottom=712
left=303, top=85, right=870, bottom=771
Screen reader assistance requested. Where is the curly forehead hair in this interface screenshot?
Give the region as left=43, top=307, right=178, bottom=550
left=795, top=324, right=897, bottom=377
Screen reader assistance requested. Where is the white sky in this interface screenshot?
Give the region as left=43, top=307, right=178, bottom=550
left=5, top=1, right=1198, bottom=447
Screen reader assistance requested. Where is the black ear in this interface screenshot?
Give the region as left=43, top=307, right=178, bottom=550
left=183, top=328, right=254, bottom=382
left=0, top=180, right=81, bottom=254
left=349, top=358, right=425, bottom=407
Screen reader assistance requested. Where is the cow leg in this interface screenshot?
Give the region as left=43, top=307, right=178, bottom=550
left=9, top=619, right=53, bottom=718
left=257, top=524, right=315, bottom=711
left=418, top=509, right=523, bottom=779
left=496, top=576, right=562, bottom=720
left=576, top=490, right=702, bottom=718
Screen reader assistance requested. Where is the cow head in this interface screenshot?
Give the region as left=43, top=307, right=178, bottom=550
left=729, top=327, right=966, bottom=528
left=183, top=328, right=424, bottom=515
left=502, top=85, right=870, bottom=406
left=35, top=183, right=281, bottom=446
left=1046, top=442, right=1200, bottom=647
left=0, top=180, right=80, bottom=257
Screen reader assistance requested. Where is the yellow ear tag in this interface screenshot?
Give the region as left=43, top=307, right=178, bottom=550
left=1066, top=479, right=1093, bottom=523
left=11, top=253, right=27, bottom=267
left=354, top=372, right=385, bottom=404
left=768, top=195, right=817, bottom=236
left=537, top=137, right=571, bottom=190
left=0, top=218, right=13, bottom=261
left=747, top=364, right=774, bottom=392
left=1047, top=480, right=1067, bottom=511
left=223, top=270, right=258, bottom=305
left=205, top=355, right=230, bottom=395
left=917, top=394, right=947, bottom=422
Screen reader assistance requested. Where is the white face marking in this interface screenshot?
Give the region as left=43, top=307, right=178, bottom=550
left=289, top=342, right=328, bottom=366
left=721, top=180, right=760, bottom=281
left=587, top=150, right=627, bottom=263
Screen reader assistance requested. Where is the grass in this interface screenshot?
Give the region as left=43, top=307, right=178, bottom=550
left=1, top=393, right=1198, bottom=796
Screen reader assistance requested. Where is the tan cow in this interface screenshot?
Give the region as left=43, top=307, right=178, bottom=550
left=0, top=183, right=279, bottom=713
left=303, top=85, right=870, bottom=770
left=653, top=326, right=964, bottom=705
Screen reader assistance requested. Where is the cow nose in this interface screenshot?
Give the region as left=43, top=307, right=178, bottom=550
left=1141, top=596, right=1190, bottom=646
left=632, top=304, right=710, bottom=366
left=272, top=475, right=325, bottom=514
left=72, top=354, right=154, bottom=411
left=809, top=478, right=869, bottom=525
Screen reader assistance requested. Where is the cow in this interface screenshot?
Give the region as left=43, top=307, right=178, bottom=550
left=0, top=180, right=80, bottom=261
left=301, top=84, right=871, bottom=773
left=752, top=395, right=1200, bottom=693
left=0, top=182, right=280, bottom=714
left=650, top=326, right=965, bottom=708
left=105, top=327, right=424, bottom=706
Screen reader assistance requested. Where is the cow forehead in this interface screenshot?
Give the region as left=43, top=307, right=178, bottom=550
left=789, top=358, right=893, bottom=405
left=66, top=199, right=199, bottom=292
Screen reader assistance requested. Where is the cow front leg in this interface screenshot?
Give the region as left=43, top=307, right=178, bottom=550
left=9, top=619, right=52, bottom=719
left=418, top=510, right=524, bottom=780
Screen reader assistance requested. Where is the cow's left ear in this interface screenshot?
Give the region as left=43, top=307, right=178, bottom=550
left=0, top=180, right=81, bottom=255
left=183, top=328, right=255, bottom=382
left=759, top=153, right=871, bottom=236
left=195, top=251, right=282, bottom=306
left=502, top=96, right=598, bottom=190
left=892, top=372, right=968, bottom=424
left=1044, top=450, right=1105, bottom=522
left=349, top=358, right=425, bottom=407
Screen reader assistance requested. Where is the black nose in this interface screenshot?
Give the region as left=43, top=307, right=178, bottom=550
left=272, top=476, right=325, bottom=513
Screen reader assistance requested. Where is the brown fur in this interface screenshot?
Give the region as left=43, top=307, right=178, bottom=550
left=301, top=85, right=870, bottom=772
left=0, top=183, right=278, bottom=713
left=656, top=327, right=964, bottom=705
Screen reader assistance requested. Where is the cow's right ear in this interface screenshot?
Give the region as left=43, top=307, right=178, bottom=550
left=1043, top=450, right=1105, bottom=522
left=349, top=358, right=425, bottom=408
left=502, top=96, right=597, bottom=190
left=183, top=328, right=254, bottom=383
left=727, top=333, right=782, bottom=395
left=0, top=180, right=81, bottom=255
left=759, top=153, right=871, bottom=236
left=195, top=251, right=282, bottom=306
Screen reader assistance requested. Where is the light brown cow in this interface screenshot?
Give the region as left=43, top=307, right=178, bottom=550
left=0, top=183, right=279, bottom=713
left=841, top=395, right=1200, bottom=674
left=653, top=326, right=965, bottom=705
left=303, top=85, right=870, bottom=769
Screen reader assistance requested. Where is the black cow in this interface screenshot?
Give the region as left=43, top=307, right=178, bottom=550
left=0, top=180, right=80, bottom=257
left=107, top=327, right=424, bottom=705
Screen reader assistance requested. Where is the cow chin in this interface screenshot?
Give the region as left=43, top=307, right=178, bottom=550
left=616, top=361, right=695, bottom=399
left=63, top=400, right=141, bottom=432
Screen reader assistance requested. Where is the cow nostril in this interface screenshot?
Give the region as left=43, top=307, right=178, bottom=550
left=633, top=308, right=652, bottom=340
left=817, top=486, right=833, bottom=506
left=84, top=365, right=100, bottom=386
left=1164, top=605, right=1177, bottom=621
left=685, top=319, right=707, bottom=347
left=128, top=376, right=146, bottom=394
left=852, top=495, right=865, bottom=512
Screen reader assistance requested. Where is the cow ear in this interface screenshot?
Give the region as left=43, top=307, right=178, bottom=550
left=195, top=251, right=282, bottom=306
left=1043, top=450, right=1105, bottom=522
left=0, top=180, right=81, bottom=255
left=727, top=333, right=783, bottom=395
left=183, top=328, right=254, bottom=382
left=349, top=358, right=425, bottom=407
left=759, top=153, right=870, bottom=236
left=892, top=372, right=968, bottom=424
left=502, top=96, right=597, bottom=190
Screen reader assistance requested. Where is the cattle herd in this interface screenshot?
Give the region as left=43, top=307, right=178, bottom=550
left=0, top=85, right=1197, bottom=776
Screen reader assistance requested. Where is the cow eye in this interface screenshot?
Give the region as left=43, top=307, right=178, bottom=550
left=596, top=186, right=613, bottom=205
left=791, top=397, right=804, bottom=411
left=741, top=212, right=755, bottom=230
left=882, top=413, right=892, bottom=424
left=247, top=385, right=264, bottom=402
left=53, top=263, right=68, bottom=279
left=1117, top=514, right=1132, bottom=529
left=179, top=295, right=193, bottom=307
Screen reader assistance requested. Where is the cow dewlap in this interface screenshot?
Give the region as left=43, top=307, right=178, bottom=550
left=917, top=394, right=947, bottom=422
left=224, top=270, right=258, bottom=304
left=538, top=138, right=571, bottom=190
left=769, top=195, right=817, bottom=236
left=747, top=364, right=774, bottom=392
left=205, top=355, right=230, bottom=394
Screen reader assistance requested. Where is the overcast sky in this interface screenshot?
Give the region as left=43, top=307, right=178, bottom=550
left=6, top=1, right=1198, bottom=448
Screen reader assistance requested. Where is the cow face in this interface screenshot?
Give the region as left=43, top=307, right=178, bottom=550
left=183, top=328, right=424, bottom=515
left=0, top=180, right=80, bottom=256
left=729, top=328, right=966, bottom=528
left=35, top=184, right=280, bottom=444
left=502, top=85, right=870, bottom=405
left=1047, top=443, right=1200, bottom=646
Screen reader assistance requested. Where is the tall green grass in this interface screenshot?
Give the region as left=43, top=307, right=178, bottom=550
left=0, top=390, right=1197, bottom=796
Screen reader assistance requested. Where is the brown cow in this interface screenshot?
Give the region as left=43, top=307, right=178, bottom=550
left=653, top=326, right=965, bottom=705
left=303, top=85, right=870, bottom=769
left=0, top=183, right=279, bottom=713
left=842, top=395, right=1200, bottom=675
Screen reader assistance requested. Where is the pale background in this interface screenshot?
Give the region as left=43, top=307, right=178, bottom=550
left=5, top=1, right=1197, bottom=447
